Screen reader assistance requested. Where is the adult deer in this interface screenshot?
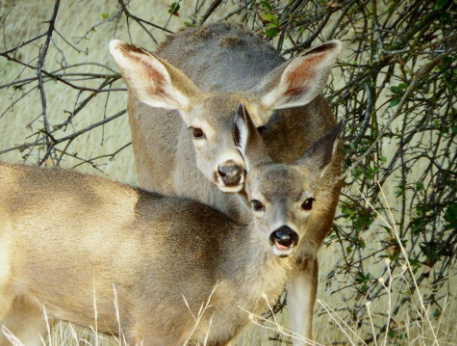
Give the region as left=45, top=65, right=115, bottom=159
left=0, top=110, right=343, bottom=346
left=110, top=23, right=343, bottom=344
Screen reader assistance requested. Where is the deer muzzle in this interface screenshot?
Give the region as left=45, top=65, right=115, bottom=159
left=270, top=226, right=299, bottom=257
left=217, top=161, right=243, bottom=190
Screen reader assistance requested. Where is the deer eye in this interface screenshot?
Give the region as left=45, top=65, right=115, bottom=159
left=251, top=200, right=265, bottom=212
left=301, top=198, right=315, bottom=211
left=191, top=127, right=205, bottom=139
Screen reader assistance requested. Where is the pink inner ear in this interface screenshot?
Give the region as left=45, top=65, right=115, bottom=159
left=147, top=67, right=166, bottom=96
left=127, top=52, right=167, bottom=96
left=284, top=53, right=325, bottom=95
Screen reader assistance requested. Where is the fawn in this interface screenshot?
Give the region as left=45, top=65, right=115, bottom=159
left=0, top=105, right=342, bottom=346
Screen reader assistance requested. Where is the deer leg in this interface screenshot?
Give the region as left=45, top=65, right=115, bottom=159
left=0, top=300, right=48, bottom=346
left=286, top=257, right=318, bottom=346
left=0, top=296, right=12, bottom=320
left=0, top=289, right=13, bottom=346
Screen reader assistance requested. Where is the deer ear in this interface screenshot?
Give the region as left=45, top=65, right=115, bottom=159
left=234, top=103, right=270, bottom=173
left=295, top=119, right=344, bottom=178
left=250, top=41, right=342, bottom=125
left=110, top=40, right=203, bottom=113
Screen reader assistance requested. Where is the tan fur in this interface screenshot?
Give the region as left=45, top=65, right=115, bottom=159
left=111, top=24, right=344, bottom=345
left=0, top=113, right=341, bottom=346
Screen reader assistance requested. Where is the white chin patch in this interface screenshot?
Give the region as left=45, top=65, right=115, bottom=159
left=272, top=243, right=294, bottom=258
left=218, top=184, right=244, bottom=193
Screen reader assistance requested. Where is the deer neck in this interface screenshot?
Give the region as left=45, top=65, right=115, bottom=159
left=221, top=222, right=293, bottom=312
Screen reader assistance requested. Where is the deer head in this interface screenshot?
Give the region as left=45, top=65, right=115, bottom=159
left=235, top=104, right=344, bottom=257
left=110, top=40, right=341, bottom=193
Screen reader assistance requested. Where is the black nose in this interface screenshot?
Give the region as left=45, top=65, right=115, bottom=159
left=270, top=226, right=299, bottom=248
left=218, top=162, right=242, bottom=186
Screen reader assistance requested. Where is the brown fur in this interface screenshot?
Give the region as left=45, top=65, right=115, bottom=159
left=219, top=35, right=242, bottom=49
left=195, top=25, right=211, bottom=40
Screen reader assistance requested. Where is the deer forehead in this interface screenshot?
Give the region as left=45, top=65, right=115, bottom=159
left=250, top=166, right=311, bottom=201
left=192, top=94, right=251, bottom=122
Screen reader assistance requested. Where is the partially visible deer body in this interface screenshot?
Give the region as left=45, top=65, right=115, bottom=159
left=110, top=23, right=343, bottom=343
left=0, top=108, right=342, bottom=346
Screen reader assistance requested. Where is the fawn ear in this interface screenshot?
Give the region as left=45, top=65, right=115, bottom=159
left=250, top=41, right=342, bottom=125
left=295, top=120, right=344, bottom=178
left=234, top=103, right=270, bottom=173
left=110, top=40, right=203, bottom=116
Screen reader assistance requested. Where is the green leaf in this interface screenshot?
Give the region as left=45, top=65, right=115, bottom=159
left=415, top=182, right=424, bottom=191
left=451, top=126, right=457, bottom=134
left=386, top=1, right=395, bottom=14
left=408, top=258, right=420, bottom=267
left=351, top=167, right=362, bottom=180
left=434, top=0, right=448, bottom=10
left=260, top=0, right=272, bottom=11
left=390, top=83, right=407, bottom=94
left=433, top=309, right=441, bottom=319
left=444, top=203, right=457, bottom=230
left=168, top=2, right=181, bottom=14
left=389, top=98, right=401, bottom=107
left=264, top=13, right=277, bottom=22
left=411, top=218, right=425, bottom=235
left=101, top=13, right=109, bottom=20
left=264, top=28, right=279, bottom=38
left=387, top=330, right=397, bottom=339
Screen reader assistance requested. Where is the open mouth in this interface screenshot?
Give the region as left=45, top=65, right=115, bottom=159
left=272, top=242, right=295, bottom=258
left=218, top=184, right=244, bottom=193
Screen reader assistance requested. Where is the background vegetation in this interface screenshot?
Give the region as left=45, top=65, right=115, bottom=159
left=1, top=0, right=456, bottom=345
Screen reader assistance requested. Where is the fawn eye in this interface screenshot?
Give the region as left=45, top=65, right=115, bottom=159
left=191, top=127, right=205, bottom=139
left=301, top=198, right=315, bottom=211
left=251, top=200, right=265, bottom=212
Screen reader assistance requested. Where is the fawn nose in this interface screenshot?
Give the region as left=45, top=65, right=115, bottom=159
left=218, top=161, right=242, bottom=187
left=270, top=226, right=299, bottom=248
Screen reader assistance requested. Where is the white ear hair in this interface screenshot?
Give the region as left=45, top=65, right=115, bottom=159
left=236, top=116, right=249, bottom=156
left=256, top=40, right=342, bottom=116
left=319, top=137, right=339, bottom=179
left=109, top=40, right=198, bottom=112
left=235, top=103, right=272, bottom=173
